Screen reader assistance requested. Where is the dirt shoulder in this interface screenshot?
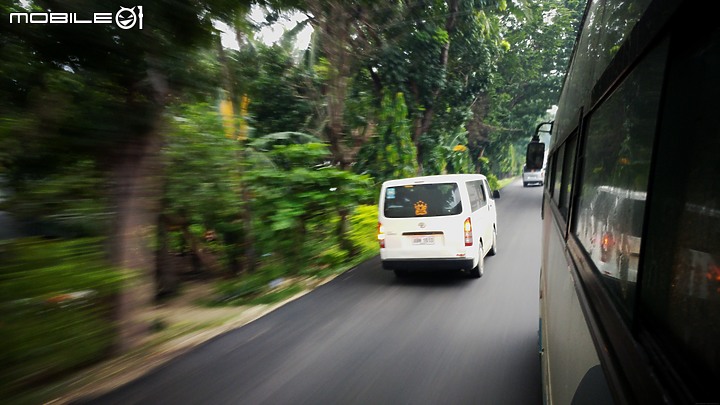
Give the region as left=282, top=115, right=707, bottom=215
left=45, top=276, right=335, bottom=404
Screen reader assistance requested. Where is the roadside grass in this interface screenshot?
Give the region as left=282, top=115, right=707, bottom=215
left=206, top=248, right=377, bottom=307
left=207, top=204, right=378, bottom=308
left=0, top=238, right=123, bottom=404
left=497, top=177, right=517, bottom=189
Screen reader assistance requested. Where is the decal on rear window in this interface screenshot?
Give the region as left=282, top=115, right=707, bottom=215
left=414, top=200, right=428, bottom=216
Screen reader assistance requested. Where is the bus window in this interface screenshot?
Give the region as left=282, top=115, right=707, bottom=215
left=553, top=0, right=603, bottom=141
left=559, top=135, right=577, bottom=220
left=551, top=144, right=564, bottom=206
left=573, top=41, right=668, bottom=320
left=640, top=22, right=720, bottom=401
left=597, top=0, right=653, bottom=69
left=554, top=0, right=652, bottom=146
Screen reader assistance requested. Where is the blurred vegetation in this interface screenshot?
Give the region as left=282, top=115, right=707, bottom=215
left=0, top=0, right=584, bottom=397
left=0, top=238, right=123, bottom=400
left=209, top=203, right=377, bottom=306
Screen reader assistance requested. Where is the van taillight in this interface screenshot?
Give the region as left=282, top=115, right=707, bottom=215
left=378, top=222, right=385, bottom=248
left=600, top=232, right=614, bottom=262
left=464, top=218, right=473, bottom=246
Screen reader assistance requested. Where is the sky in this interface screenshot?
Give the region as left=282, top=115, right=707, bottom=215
left=216, top=6, right=313, bottom=51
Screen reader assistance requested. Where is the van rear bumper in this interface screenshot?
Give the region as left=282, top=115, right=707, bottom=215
left=382, top=258, right=475, bottom=271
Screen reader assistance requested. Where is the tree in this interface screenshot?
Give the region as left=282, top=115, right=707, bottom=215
left=160, top=103, right=243, bottom=280
left=481, top=0, right=585, bottom=173
left=355, top=92, right=417, bottom=184
left=360, top=0, right=512, bottom=173
left=246, top=134, right=372, bottom=268
left=232, top=44, right=315, bottom=136
left=255, top=1, right=521, bottom=175
left=1, top=0, right=248, bottom=350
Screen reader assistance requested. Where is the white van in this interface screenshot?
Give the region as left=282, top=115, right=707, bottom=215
left=522, top=164, right=545, bottom=187
left=378, top=174, right=499, bottom=278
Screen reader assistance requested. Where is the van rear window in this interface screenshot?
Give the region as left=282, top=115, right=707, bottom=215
left=383, top=183, right=462, bottom=218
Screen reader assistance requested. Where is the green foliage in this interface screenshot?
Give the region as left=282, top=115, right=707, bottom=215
left=497, top=142, right=519, bottom=175
left=247, top=140, right=373, bottom=267
left=164, top=103, right=243, bottom=231
left=487, top=174, right=500, bottom=191
left=484, top=135, right=525, bottom=177
left=355, top=92, right=417, bottom=183
left=210, top=202, right=379, bottom=307
left=496, top=176, right=515, bottom=189
left=485, top=0, right=585, bottom=142
left=2, top=160, right=110, bottom=237
left=314, top=243, right=350, bottom=271
left=247, top=283, right=304, bottom=305
left=163, top=104, right=374, bottom=279
left=213, top=272, right=272, bottom=305
left=348, top=204, right=380, bottom=259
left=229, top=44, right=314, bottom=136
left=366, top=0, right=506, bottom=166
left=0, top=238, right=123, bottom=398
left=0, top=0, right=229, bottom=180
left=471, top=155, right=499, bottom=188
left=422, top=127, right=475, bottom=175
left=249, top=131, right=320, bottom=150
left=477, top=156, right=492, bottom=174
left=211, top=266, right=304, bottom=306
left=0, top=238, right=123, bottom=299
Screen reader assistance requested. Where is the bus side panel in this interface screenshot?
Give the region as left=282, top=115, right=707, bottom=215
left=540, top=199, right=604, bottom=404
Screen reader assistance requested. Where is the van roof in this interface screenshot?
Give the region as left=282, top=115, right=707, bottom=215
left=382, top=174, right=487, bottom=187
left=596, top=185, right=647, bottom=201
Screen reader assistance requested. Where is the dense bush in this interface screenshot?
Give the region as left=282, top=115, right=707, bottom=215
left=348, top=204, right=380, bottom=261
left=210, top=204, right=379, bottom=306
left=0, top=238, right=123, bottom=398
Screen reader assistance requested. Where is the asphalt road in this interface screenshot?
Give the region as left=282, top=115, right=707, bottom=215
left=83, top=179, right=544, bottom=405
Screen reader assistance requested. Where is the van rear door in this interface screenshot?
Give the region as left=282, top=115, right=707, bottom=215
left=380, top=183, right=465, bottom=258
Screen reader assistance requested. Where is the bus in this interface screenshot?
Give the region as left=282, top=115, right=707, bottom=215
left=537, top=0, right=720, bottom=403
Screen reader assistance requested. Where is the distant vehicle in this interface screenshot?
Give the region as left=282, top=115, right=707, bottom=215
left=536, top=0, right=720, bottom=403
left=522, top=165, right=545, bottom=187
left=575, top=186, right=645, bottom=298
left=378, top=174, right=499, bottom=278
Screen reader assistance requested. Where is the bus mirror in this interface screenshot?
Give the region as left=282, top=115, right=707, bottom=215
left=492, top=190, right=500, bottom=199
left=526, top=142, right=545, bottom=171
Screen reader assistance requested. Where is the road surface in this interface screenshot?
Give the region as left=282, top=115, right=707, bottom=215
left=82, top=179, right=544, bottom=405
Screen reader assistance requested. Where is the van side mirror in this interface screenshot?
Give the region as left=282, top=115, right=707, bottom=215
left=492, top=190, right=500, bottom=199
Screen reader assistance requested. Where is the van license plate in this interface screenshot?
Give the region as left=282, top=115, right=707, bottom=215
left=412, top=236, right=435, bottom=245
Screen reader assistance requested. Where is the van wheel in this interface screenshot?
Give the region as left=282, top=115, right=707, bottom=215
left=468, top=242, right=484, bottom=278
left=488, top=228, right=497, bottom=256
left=523, top=182, right=528, bottom=187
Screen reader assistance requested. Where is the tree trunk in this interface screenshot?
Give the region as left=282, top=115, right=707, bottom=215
left=218, top=31, right=255, bottom=275
left=180, top=223, right=222, bottom=275
left=408, top=0, right=460, bottom=175
left=412, top=107, right=435, bottom=175
left=337, top=207, right=357, bottom=258
left=107, top=125, right=164, bottom=352
left=155, top=213, right=179, bottom=300
left=240, top=164, right=256, bottom=274
left=311, top=1, right=353, bottom=167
